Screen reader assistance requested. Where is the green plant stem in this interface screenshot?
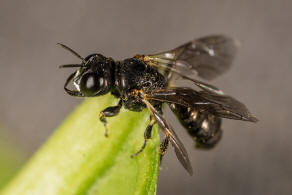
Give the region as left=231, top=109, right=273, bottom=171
left=0, top=130, right=27, bottom=189
left=1, top=95, right=160, bottom=195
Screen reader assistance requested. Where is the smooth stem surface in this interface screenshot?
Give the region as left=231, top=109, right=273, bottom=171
left=0, top=130, right=27, bottom=188
left=1, top=95, right=160, bottom=195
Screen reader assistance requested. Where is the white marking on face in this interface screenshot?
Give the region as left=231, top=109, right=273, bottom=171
left=202, top=120, right=209, bottom=131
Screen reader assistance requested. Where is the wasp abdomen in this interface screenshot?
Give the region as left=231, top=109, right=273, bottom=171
left=170, top=104, right=222, bottom=149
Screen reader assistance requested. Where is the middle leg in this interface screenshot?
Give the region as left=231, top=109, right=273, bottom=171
left=131, top=116, right=156, bottom=158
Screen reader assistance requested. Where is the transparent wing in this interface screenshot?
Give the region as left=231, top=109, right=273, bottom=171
left=145, top=87, right=258, bottom=122
left=143, top=99, right=193, bottom=175
left=137, top=35, right=238, bottom=81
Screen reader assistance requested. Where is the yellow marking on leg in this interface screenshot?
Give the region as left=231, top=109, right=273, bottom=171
left=149, top=117, right=156, bottom=126
left=99, top=112, right=104, bottom=119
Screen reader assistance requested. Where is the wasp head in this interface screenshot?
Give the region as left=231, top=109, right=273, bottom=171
left=58, top=43, right=114, bottom=97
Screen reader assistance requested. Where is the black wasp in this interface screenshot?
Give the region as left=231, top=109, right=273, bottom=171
left=59, top=35, right=258, bottom=175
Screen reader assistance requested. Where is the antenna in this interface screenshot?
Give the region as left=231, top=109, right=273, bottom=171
left=57, top=43, right=86, bottom=64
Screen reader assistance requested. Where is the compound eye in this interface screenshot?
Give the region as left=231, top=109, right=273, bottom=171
left=80, top=73, right=104, bottom=96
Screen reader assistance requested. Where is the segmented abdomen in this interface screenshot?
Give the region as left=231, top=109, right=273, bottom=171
left=170, top=104, right=222, bottom=149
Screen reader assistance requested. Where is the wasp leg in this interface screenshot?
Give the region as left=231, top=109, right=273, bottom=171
left=160, top=136, right=170, bottom=157
left=131, top=116, right=156, bottom=158
left=159, top=136, right=170, bottom=163
left=99, top=99, right=122, bottom=137
left=143, top=98, right=193, bottom=175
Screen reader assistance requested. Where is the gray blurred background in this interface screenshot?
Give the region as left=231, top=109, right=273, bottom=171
left=0, top=0, right=291, bottom=194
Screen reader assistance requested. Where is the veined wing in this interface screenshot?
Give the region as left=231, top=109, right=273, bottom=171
left=136, top=35, right=238, bottom=82
left=143, top=99, right=193, bottom=175
left=145, top=87, right=258, bottom=122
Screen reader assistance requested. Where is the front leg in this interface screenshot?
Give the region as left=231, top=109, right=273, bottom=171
left=99, top=99, right=122, bottom=137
